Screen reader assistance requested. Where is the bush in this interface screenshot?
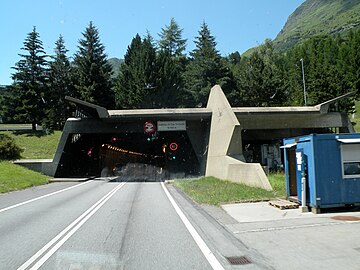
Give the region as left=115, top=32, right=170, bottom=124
left=0, top=134, right=23, bottom=160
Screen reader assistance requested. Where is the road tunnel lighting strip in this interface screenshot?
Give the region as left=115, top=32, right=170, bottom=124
left=161, top=182, right=225, bottom=270
left=0, top=180, right=94, bottom=214
left=17, top=182, right=126, bottom=270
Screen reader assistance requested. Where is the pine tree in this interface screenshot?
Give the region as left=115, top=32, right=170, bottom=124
left=114, top=34, right=157, bottom=108
left=44, top=35, right=75, bottom=130
left=5, top=26, right=48, bottom=130
left=158, top=18, right=187, bottom=58
left=183, top=22, right=232, bottom=107
left=73, top=22, right=114, bottom=108
left=156, top=19, right=187, bottom=108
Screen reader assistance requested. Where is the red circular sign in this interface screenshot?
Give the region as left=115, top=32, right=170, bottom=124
left=144, top=121, right=156, bottom=133
left=169, top=142, right=178, bottom=151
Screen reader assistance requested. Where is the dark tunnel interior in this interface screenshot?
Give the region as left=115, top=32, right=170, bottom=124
left=55, top=131, right=201, bottom=180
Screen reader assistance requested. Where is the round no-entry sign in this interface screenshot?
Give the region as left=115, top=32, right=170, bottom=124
left=169, top=142, right=178, bottom=151
left=144, top=121, right=156, bottom=133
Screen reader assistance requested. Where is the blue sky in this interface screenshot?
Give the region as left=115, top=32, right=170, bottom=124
left=0, top=0, right=305, bottom=85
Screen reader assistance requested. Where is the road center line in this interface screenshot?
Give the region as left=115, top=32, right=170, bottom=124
left=161, top=182, right=225, bottom=270
left=17, top=182, right=126, bottom=270
left=0, top=180, right=94, bottom=214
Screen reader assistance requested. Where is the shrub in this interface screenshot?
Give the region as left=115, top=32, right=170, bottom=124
left=0, top=134, right=23, bottom=160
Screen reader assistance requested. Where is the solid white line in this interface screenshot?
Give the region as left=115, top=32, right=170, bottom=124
left=17, top=182, right=126, bottom=270
left=161, top=182, right=225, bottom=270
left=0, top=180, right=94, bottom=214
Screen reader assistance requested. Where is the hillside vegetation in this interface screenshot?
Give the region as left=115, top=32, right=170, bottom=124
left=274, top=0, right=360, bottom=50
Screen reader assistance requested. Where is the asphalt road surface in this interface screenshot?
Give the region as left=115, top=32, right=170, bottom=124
left=0, top=179, right=270, bottom=270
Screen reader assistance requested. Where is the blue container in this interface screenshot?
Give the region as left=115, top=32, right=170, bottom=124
left=283, top=133, right=360, bottom=209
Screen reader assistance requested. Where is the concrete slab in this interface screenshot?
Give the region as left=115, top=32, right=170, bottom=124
left=222, top=201, right=360, bottom=223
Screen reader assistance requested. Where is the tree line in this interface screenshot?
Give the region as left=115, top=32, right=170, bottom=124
left=1, top=19, right=359, bottom=131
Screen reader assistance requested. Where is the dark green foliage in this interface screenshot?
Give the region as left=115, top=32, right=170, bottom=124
left=4, top=27, right=48, bottom=130
left=43, top=35, right=75, bottom=130
left=73, top=22, right=114, bottom=108
left=156, top=19, right=187, bottom=108
left=158, top=18, right=187, bottom=58
left=114, top=34, right=157, bottom=109
left=183, top=22, right=233, bottom=107
left=230, top=40, right=288, bottom=107
left=284, top=31, right=360, bottom=113
left=0, top=134, right=23, bottom=160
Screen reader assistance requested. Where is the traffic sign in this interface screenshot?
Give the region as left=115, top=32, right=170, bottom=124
left=169, top=142, right=178, bottom=151
left=144, top=121, right=156, bottom=133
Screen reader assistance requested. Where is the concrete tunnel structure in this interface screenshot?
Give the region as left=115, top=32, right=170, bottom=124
left=39, top=85, right=354, bottom=190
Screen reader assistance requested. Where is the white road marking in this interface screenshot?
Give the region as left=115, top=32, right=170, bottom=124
left=161, top=182, right=225, bottom=270
left=17, top=182, right=126, bottom=270
left=0, top=180, right=94, bottom=214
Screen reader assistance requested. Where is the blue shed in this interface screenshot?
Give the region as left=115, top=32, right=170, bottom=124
left=283, top=133, right=360, bottom=211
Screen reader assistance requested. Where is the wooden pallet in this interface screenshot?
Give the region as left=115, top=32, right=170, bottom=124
left=269, top=199, right=299, bottom=210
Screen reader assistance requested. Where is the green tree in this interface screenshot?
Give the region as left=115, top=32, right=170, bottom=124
left=285, top=35, right=355, bottom=113
left=43, top=35, right=75, bottom=130
left=73, top=22, right=114, bottom=108
left=5, top=27, right=48, bottom=130
left=183, top=22, right=232, bottom=107
left=158, top=17, right=187, bottom=58
left=156, top=18, right=188, bottom=108
left=230, top=40, right=286, bottom=107
left=114, top=34, right=157, bottom=108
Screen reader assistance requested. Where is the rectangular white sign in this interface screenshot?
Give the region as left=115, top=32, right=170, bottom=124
left=157, top=121, right=186, bottom=131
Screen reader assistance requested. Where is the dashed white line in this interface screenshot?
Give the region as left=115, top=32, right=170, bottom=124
left=0, top=180, right=94, bottom=214
left=161, top=182, right=225, bottom=270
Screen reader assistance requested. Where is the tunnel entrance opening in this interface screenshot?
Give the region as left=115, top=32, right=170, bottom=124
left=55, top=131, right=200, bottom=180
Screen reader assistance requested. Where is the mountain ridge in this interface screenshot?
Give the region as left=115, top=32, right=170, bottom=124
left=273, top=0, right=360, bottom=50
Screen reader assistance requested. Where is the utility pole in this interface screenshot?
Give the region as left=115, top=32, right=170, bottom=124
left=300, top=58, right=307, bottom=106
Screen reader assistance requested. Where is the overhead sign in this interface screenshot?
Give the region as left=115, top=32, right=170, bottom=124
left=144, top=121, right=156, bottom=133
left=157, top=121, right=186, bottom=131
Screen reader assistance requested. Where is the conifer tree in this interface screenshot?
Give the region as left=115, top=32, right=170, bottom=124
left=114, top=34, right=157, bottom=108
left=158, top=18, right=187, bottom=58
left=183, top=22, right=232, bottom=107
left=238, top=40, right=287, bottom=107
left=44, top=35, right=75, bottom=130
left=6, top=27, right=48, bottom=130
left=157, top=18, right=187, bottom=107
left=73, top=22, right=114, bottom=108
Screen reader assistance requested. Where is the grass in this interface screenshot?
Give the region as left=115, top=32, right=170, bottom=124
left=0, top=161, right=49, bottom=193
left=0, top=129, right=60, bottom=193
left=174, top=173, right=286, bottom=206
left=0, top=130, right=61, bottom=159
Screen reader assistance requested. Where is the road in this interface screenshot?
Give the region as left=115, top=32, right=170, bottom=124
left=0, top=179, right=270, bottom=270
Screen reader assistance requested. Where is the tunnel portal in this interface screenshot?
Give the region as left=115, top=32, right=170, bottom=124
left=55, top=129, right=202, bottom=180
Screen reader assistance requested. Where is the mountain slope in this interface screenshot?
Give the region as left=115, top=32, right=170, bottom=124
left=108, top=57, right=123, bottom=78
left=274, top=0, right=360, bottom=50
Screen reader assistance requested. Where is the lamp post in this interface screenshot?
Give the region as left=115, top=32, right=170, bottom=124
left=300, top=58, right=307, bottom=106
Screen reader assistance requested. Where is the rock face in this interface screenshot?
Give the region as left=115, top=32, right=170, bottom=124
left=274, top=0, right=360, bottom=50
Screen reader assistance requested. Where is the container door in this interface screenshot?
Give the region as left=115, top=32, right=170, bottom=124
left=287, top=147, right=297, bottom=196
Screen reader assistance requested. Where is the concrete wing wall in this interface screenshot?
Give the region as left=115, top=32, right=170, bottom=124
left=205, top=85, right=272, bottom=191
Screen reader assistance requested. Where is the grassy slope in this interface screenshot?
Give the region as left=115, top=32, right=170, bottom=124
left=274, top=0, right=360, bottom=50
left=174, top=173, right=286, bottom=206
left=0, top=130, right=61, bottom=193
left=0, top=161, right=49, bottom=193
left=0, top=130, right=61, bottom=159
